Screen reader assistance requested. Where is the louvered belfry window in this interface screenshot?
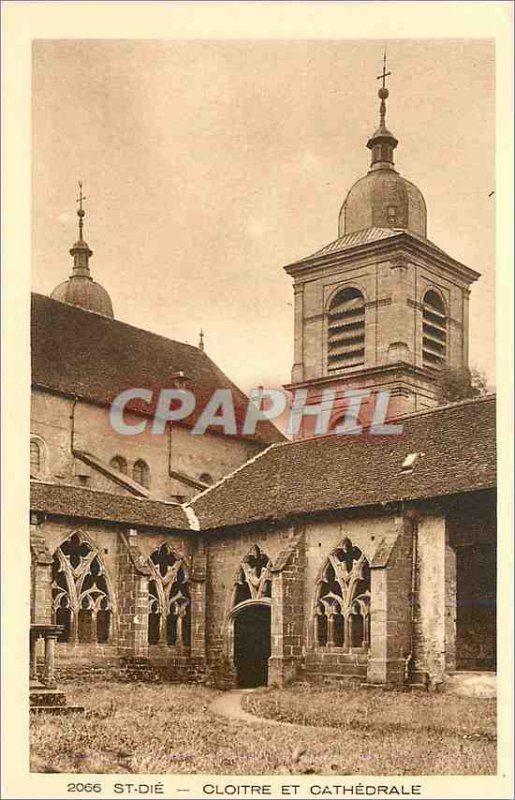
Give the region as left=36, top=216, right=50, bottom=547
left=327, top=287, right=365, bottom=372
left=422, top=290, right=447, bottom=369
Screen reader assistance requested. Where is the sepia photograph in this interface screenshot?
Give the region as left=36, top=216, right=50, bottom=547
left=2, top=3, right=513, bottom=799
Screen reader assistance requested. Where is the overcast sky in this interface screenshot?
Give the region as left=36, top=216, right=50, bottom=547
left=32, top=39, right=495, bottom=392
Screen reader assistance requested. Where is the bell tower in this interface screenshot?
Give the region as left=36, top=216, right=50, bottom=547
left=284, top=57, right=480, bottom=435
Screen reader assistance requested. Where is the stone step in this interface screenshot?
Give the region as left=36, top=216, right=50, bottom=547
left=30, top=689, right=67, bottom=708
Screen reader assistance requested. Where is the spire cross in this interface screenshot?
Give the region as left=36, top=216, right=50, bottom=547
left=376, top=52, right=391, bottom=90
left=76, top=181, right=87, bottom=213
left=75, top=181, right=87, bottom=239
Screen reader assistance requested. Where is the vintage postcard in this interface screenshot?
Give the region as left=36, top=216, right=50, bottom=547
left=2, top=2, right=513, bottom=799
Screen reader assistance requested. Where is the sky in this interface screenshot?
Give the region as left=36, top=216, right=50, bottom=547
left=32, top=39, right=495, bottom=392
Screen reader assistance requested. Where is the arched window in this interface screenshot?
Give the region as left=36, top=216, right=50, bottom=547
left=51, top=532, right=113, bottom=644
left=199, top=472, right=213, bottom=486
left=422, top=290, right=447, bottom=369
left=315, top=538, right=370, bottom=650
left=109, top=455, right=128, bottom=475
left=147, top=544, right=190, bottom=647
left=30, top=439, right=42, bottom=474
left=327, top=288, right=365, bottom=372
left=132, top=459, right=150, bottom=489
left=232, top=545, right=272, bottom=608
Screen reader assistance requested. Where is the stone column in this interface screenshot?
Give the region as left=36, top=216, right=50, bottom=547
left=268, top=532, right=305, bottom=687
left=189, top=537, right=207, bottom=677
left=30, top=523, right=54, bottom=624
left=118, top=532, right=151, bottom=659
left=43, top=634, right=58, bottom=688
left=414, top=513, right=455, bottom=684
left=30, top=633, right=39, bottom=681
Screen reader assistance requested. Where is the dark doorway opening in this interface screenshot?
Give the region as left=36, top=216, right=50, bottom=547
left=456, top=543, right=496, bottom=670
left=233, top=604, right=271, bottom=688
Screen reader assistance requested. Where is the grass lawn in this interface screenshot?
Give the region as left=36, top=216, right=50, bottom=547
left=30, top=682, right=496, bottom=775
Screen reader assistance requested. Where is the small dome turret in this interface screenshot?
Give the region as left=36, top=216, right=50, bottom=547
left=50, top=183, right=114, bottom=318
left=338, top=56, right=427, bottom=238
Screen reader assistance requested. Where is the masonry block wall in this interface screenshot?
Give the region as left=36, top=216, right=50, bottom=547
left=413, top=513, right=456, bottom=683
left=268, top=533, right=305, bottom=687
left=367, top=514, right=413, bottom=685
left=204, top=526, right=295, bottom=686
left=31, top=390, right=265, bottom=502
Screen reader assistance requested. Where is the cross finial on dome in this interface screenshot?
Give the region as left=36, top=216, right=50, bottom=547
left=76, top=180, right=87, bottom=241
left=366, top=51, right=398, bottom=169
left=376, top=51, right=391, bottom=129
left=198, top=329, right=205, bottom=351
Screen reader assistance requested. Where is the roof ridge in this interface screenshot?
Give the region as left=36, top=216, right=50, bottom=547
left=241, top=393, right=496, bottom=451
left=30, top=478, right=183, bottom=506
left=32, top=292, right=205, bottom=356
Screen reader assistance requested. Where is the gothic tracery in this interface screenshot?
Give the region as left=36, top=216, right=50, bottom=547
left=233, top=545, right=272, bottom=608
left=51, top=532, right=113, bottom=644
left=147, top=543, right=190, bottom=646
left=315, top=538, right=370, bottom=649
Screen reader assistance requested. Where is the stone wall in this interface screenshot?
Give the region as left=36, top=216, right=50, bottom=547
left=31, top=389, right=266, bottom=501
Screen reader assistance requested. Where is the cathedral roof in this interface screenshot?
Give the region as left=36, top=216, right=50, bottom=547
left=31, top=293, right=284, bottom=445
left=189, top=395, right=496, bottom=530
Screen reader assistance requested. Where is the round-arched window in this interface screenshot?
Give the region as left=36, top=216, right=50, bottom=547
left=133, top=459, right=150, bottom=489
left=327, top=288, right=365, bottom=372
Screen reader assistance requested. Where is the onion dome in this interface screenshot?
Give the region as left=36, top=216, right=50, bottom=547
left=338, top=59, right=427, bottom=238
left=50, top=183, right=114, bottom=318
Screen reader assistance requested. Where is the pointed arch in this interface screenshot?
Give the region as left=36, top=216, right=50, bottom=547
left=314, top=537, right=371, bottom=650
left=147, top=543, right=190, bottom=646
left=51, top=531, right=115, bottom=644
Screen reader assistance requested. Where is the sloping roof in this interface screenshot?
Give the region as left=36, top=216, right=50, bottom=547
left=31, top=293, right=284, bottom=445
left=189, top=395, right=496, bottom=530
left=287, top=227, right=449, bottom=267
left=30, top=481, right=191, bottom=530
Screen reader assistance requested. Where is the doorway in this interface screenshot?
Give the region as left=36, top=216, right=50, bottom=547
left=456, top=543, right=496, bottom=670
left=233, top=603, right=271, bottom=688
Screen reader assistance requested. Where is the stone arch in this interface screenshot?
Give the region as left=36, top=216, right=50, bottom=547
left=30, top=434, right=49, bottom=478
left=312, top=537, right=371, bottom=650
left=133, top=459, right=150, bottom=489
left=51, top=530, right=116, bottom=644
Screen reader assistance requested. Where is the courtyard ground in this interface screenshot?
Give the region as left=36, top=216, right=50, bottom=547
left=30, top=682, right=496, bottom=775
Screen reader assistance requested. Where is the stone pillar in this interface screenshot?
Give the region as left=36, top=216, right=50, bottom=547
left=268, top=532, right=305, bottom=687
left=43, top=634, right=58, bottom=688
left=189, top=537, right=207, bottom=674
left=367, top=513, right=413, bottom=685
left=30, top=633, right=38, bottom=681
left=118, top=532, right=151, bottom=659
left=414, top=513, right=455, bottom=683
left=30, top=523, right=54, bottom=624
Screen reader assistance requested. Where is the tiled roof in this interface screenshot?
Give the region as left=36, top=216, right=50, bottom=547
left=288, top=227, right=447, bottom=266
left=30, top=481, right=191, bottom=530
left=31, top=293, right=284, bottom=445
left=189, top=396, right=496, bottom=530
